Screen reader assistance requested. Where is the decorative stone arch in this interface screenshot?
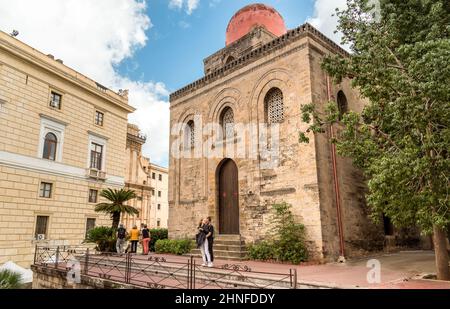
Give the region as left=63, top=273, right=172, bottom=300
left=174, top=108, right=202, bottom=151
left=250, top=68, right=294, bottom=126
left=208, top=87, right=241, bottom=123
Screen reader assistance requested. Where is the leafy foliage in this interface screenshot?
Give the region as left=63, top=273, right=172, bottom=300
left=0, top=270, right=23, bottom=289
left=149, top=228, right=169, bottom=252
left=95, top=188, right=138, bottom=229
left=155, top=239, right=193, bottom=255
left=301, top=0, right=450, bottom=233
left=299, top=0, right=450, bottom=278
left=84, top=226, right=116, bottom=252
left=247, top=241, right=275, bottom=261
left=248, top=203, right=308, bottom=264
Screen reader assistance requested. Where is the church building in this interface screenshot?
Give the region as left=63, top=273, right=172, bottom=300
left=168, top=3, right=385, bottom=261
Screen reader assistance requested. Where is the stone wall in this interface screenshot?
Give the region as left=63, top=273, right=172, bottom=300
left=31, top=265, right=142, bottom=289
left=169, top=34, right=325, bottom=259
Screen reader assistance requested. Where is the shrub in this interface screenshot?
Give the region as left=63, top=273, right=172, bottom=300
left=155, top=239, right=193, bottom=255
left=272, top=203, right=308, bottom=264
left=0, top=270, right=23, bottom=289
left=149, top=228, right=168, bottom=252
left=85, top=226, right=116, bottom=252
left=247, top=203, right=308, bottom=264
left=247, top=241, right=275, bottom=261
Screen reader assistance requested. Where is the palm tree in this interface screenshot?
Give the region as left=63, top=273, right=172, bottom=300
left=95, top=188, right=138, bottom=229
left=0, top=270, right=23, bottom=289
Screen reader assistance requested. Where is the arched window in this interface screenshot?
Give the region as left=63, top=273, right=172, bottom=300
left=337, top=91, right=348, bottom=120
left=220, top=107, right=234, bottom=139
left=43, top=132, right=57, bottom=161
left=265, top=88, right=284, bottom=124
left=185, top=120, right=195, bottom=149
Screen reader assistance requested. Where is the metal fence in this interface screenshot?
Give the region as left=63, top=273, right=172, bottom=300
left=34, top=246, right=298, bottom=289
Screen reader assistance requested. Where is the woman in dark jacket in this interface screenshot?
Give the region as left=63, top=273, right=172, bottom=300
left=196, top=218, right=211, bottom=267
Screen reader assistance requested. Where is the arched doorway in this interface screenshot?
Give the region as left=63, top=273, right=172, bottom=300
left=217, top=159, right=240, bottom=234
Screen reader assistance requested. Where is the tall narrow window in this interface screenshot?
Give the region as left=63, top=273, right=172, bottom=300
left=185, top=120, right=195, bottom=149
left=265, top=88, right=284, bottom=124
left=42, top=133, right=57, bottom=161
left=89, top=189, right=98, bottom=203
left=49, top=91, right=62, bottom=109
left=39, top=182, right=53, bottom=198
left=95, top=111, right=104, bottom=126
left=159, top=174, right=162, bottom=181
left=90, top=143, right=103, bottom=170
left=157, top=220, right=161, bottom=228
left=158, top=191, right=161, bottom=198
left=35, top=216, right=49, bottom=240
left=152, top=172, right=156, bottom=180
left=157, top=204, right=161, bottom=210
left=337, top=91, right=348, bottom=120
left=221, top=107, right=235, bottom=139
left=85, top=218, right=96, bottom=238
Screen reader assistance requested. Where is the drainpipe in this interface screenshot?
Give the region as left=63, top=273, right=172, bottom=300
left=326, top=76, right=345, bottom=260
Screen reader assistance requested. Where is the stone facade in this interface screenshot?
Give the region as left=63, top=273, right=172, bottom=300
left=168, top=21, right=385, bottom=261
left=0, top=30, right=134, bottom=267
left=123, top=124, right=169, bottom=230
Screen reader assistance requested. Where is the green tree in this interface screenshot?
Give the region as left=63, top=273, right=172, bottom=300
left=300, top=0, right=450, bottom=279
left=95, top=188, right=138, bottom=229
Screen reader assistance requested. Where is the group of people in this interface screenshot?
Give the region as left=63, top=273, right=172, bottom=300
left=115, top=218, right=215, bottom=268
left=116, top=223, right=151, bottom=255
left=196, top=217, right=215, bottom=268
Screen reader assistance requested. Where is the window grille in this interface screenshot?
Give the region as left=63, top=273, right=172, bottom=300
left=265, top=88, right=284, bottom=124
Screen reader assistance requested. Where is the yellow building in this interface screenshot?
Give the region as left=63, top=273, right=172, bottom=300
left=123, top=124, right=169, bottom=230
left=0, top=30, right=135, bottom=267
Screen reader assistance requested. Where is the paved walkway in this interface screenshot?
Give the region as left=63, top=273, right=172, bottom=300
left=138, top=250, right=450, bottom=289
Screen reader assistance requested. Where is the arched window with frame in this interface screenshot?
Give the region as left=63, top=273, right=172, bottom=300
left=184, top=120, right=195, bottom=149
left=337, top=91, right=348, bottom=120
left=265, top=88, right=284, bottom=124
left=43, top=132, right=57, bottom=161
left=220, top=107, right=234, bottom=140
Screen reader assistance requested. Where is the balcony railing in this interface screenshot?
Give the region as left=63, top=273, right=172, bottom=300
left=87, top=168, right=106, bottom=180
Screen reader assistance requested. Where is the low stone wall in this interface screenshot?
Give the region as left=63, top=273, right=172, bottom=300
left=31, top=265, right=142, bottom=289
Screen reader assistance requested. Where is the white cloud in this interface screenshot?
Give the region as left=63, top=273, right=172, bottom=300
left=0, top=0, right=170, bottom=167
left=307, top=0, right=348, bottom=46
left=169, top=0, right=199, bottom=15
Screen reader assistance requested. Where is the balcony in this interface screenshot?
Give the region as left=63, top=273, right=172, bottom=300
left=87, top=168, right=106, bottom=181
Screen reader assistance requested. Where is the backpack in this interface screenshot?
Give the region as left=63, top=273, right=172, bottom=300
left=117, top=227, right=126, bottom=239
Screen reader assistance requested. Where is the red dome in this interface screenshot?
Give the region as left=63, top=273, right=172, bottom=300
left=226, top=3, right=287, bottom=46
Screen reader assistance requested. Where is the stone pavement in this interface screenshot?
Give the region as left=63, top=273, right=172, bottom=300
left=147, top=250, right=450, bottom=289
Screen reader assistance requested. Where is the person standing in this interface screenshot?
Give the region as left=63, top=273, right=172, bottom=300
left=116, top=224, right=127, bottom=254
left=141, top=224, right=151, bottom=255
left=130, top=225, right=140, bottom=254
left=205, top=217, right=215, bottom=267
left=196, top=218, right=211, bottom=267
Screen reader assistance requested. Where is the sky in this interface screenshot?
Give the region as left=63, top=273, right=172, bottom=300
left=0, top=0, right=347, bottom=167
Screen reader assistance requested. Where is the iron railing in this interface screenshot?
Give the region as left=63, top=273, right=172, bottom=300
left=34, top=246, right=298, bottom=289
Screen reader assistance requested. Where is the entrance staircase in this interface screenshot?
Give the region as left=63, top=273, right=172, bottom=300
left=189, top=234, right=247, bottom=261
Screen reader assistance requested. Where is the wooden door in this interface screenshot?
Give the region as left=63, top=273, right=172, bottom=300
left=219, top=160, right=239, bottom=234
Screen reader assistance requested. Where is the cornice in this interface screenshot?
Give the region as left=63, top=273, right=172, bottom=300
left=170, top=23, right=349, bottom=102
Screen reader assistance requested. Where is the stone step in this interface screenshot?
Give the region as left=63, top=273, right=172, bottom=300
left=215, top=234, right=241, bottom=241
left=206, top=244, right=246, bottom=251
left=213, top=240, right=246, bottom=246
left=191, top=248, right=247, bottom=258
left=186, top=253, right=247, bottom=262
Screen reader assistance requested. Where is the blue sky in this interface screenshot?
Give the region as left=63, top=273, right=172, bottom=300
left=119, top=0, right=316, bottom=92
left=0, top=0, right=345, bottom=167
